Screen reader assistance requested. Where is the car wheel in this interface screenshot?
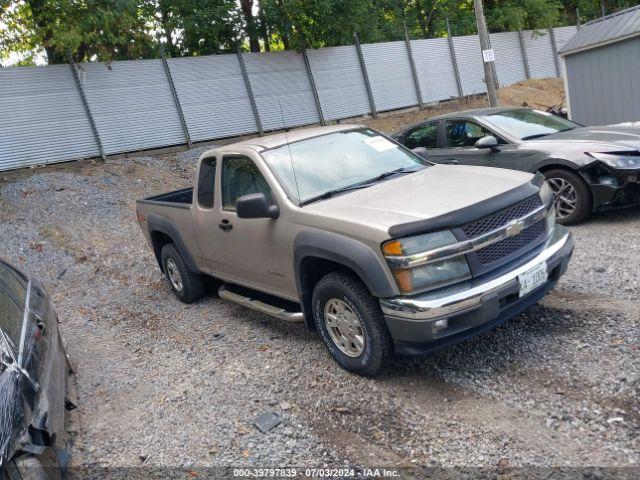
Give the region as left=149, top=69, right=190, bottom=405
left=543, top=169, right=592, bottom=225
left=160, top=244, right=205, bottom=303
left=312, top=271, right=393, bottom=377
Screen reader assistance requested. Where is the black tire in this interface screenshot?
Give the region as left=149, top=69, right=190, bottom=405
left=5, top=455, right=59, bottom=480
left=543, top=168, right=592, bottom=225
left=312, top=271, right=393, bottom=377
left=160, top=244, right=205, bottom=303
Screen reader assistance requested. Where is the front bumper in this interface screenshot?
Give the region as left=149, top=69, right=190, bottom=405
left=380, top=225, right=574, bottom=355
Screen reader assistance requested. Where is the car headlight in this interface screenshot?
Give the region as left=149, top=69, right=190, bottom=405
left=587, top=151, right=640, bottom=169
left=382, top=231, right=471, bottom=294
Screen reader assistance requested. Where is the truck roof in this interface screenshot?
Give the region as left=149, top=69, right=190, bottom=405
left=209, top=124, right=364, bottom=154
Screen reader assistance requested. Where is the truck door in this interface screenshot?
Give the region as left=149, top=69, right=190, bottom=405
left=201, top=154, right=293, bottom=297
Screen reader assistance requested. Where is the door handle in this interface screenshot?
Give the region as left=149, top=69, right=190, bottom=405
left=218, top=219, right=233, bottom=232
left=445, top=158, right=459, bottom=165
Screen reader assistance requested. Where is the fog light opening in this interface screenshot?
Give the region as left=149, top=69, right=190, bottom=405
left=432, top=318, right=448, bottom=334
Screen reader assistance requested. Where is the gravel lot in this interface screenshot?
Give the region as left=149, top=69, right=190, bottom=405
left=0, top=130, right=638, bottom=475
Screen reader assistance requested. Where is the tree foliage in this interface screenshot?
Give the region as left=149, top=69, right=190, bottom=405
left=1, top=0, right=639, bottom=65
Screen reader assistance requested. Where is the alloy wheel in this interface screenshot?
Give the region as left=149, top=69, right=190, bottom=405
left=166, top=258, right=184, bottom=292
left=324, top=298, right=365, bottom=357
left=546, top=177, right=577, bottom=220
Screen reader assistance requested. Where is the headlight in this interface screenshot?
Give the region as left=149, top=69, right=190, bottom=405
left=382, top=231, right=471, bottom=294
left=587, top=151, right=640, bottom=169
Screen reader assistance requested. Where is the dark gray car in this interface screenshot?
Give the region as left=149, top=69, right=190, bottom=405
left=393, top=107, right=640, bottom=224
left=1, top=259, right=73, bottom=479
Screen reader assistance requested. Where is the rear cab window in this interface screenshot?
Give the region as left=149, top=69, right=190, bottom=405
left=197, top=157, right=217, bottom=209
left=221, top=156, right=272, bottom=211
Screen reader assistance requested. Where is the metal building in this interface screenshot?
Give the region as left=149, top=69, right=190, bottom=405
left=559, top=6, right=640, bottom=126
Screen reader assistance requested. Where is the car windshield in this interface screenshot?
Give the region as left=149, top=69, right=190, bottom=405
left=0, top=262, right=27, bottom=351
left=483, top=109, right=581, bottom=140
left=261, top=128, right=428, bottom=205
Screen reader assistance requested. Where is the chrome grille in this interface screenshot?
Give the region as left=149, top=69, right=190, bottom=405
left=475, top=220, right=546, bottom=265
left=461, top=195, right=543, bottom=239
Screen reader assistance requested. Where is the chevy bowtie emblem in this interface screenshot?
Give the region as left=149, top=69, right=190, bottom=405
left=505, top=219, right=525, bottom=237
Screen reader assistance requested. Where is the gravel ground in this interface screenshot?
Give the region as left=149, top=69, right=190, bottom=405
left=0, top=137, right=638, bottom=476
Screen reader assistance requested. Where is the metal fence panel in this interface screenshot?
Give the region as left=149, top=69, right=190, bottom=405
left=0, top=65, right=99, bottom=171
left=167, top=55, right=257, bottom=142
left=553, top=26, right=578, bottom=78
left=81, top=59, right=185, bottom=155
left=360, top=41, right=418, bottom=112
left=410, top=38, right=459, bottom=103
left=452, top=35, right=486, bottom=95
left=490, top=31, right=527, bottom=86
left=242, top=51, right=319, bottom=131
left=523, top=30, right=557, bottom=78
left=306, top=46, right=371, bottom=120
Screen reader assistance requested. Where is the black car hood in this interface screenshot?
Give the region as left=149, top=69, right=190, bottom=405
left=537, top=125, right=640, bottom=150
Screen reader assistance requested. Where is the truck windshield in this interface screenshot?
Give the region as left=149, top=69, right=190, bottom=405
left=262, top=128, right=428, bottom=205
left=483, top=109, right=581, bottom=140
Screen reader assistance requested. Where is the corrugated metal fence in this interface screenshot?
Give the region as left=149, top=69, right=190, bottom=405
left=0, top=26, right=576, bottom=172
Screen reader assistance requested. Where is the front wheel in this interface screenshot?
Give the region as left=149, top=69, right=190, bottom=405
left=312, top=271, right=392, bottom=377
left=543, top=169, right=592, bottom=225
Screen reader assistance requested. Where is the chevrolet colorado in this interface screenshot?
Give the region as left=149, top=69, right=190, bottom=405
left=136, top=125, right=574, bottom=376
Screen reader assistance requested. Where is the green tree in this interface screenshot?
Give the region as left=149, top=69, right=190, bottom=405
left=157, top=0, right=241, bottom=56
left=1, top=0, right=157, bottom=64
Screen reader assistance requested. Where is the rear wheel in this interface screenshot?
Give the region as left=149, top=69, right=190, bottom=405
left=543, top=169, right=592, bottom=225
left=160, top=244, right=205, bottom=303
left=312, top=271, right=392, bottom=376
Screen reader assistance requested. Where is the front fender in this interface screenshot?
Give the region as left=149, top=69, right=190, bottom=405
left=294, top=229, right=396, bottom=297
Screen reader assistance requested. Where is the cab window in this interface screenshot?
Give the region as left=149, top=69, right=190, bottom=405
left=221, top=156, right=271, bottom=210
left=197, top=157, right=217, bottom=209
left=404, top=122, right=439, bottom=149
left=445, top=120, right=504, bottom=148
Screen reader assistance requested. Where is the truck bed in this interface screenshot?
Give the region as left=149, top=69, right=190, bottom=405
left=140, top=187, right=193, bottom=206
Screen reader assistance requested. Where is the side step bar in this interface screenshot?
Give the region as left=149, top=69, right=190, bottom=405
left=218, top=285, right=304, bottom=323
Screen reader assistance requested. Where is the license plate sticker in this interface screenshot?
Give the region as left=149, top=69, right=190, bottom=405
left=518, top=262, right=548, bottom=298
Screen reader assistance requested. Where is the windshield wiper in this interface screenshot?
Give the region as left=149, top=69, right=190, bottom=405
left=300, top=166, right=420, bottom=206
left=522, top=127, right=576, bottom=141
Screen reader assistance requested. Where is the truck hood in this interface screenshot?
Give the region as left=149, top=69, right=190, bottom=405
left=304, top=164, right=534, bottom=230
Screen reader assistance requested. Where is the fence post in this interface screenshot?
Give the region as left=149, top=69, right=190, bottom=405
left=160, top=46, right=192, bottom=148
left=236, top=49, right=263, bottom=136
left=518, top=29, right=531, bottom=79
left=301, top=47, right=325, bottom=125
left=548, top=27, right=561, bottom=77
left=446, top=18, right=464, bottom=98
left=403, top=24, right=424, bottom=110
left=68, top=54, right=106, bottom=160
left=354, top=32, right=377, bottom=118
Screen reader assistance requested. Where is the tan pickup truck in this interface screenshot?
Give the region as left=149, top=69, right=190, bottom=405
left=136, top=125, right=573, bottom=376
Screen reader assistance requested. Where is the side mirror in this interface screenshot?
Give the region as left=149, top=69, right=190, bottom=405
left=236, top=193, right=279, bottom=219
left=411, top=146, right=429, bottom=159
left=475, top=135, right=500, bottom=152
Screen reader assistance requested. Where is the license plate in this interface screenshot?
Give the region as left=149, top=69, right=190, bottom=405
left=518, top=262, right=548, bottom=298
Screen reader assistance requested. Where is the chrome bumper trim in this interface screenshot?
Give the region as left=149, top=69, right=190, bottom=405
left=385, top=203, right=549, bottom=269
left=380, top=225, right=571, bottom=320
